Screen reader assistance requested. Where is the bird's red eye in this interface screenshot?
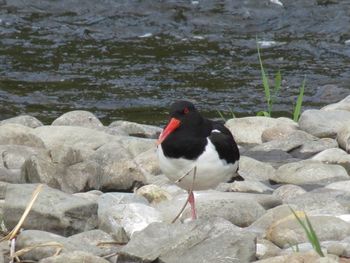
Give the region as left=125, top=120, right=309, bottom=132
left=183, top=107, right=189, bottom=114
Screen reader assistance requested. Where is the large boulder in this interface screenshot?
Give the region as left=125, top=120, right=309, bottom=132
left=51, top=110, right=103, bottom=129
left=0, top=123, right=45, bottom=148
left=119, top=218, right=256, bottom=263
left=4, top=184, right=97, bottom=236
left=0, top=115, right=43, bottom=128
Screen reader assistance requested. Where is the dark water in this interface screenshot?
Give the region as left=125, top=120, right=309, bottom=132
left=1, top=0, right=350, bottom=125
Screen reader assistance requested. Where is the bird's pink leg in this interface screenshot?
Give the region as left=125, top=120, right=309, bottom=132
left=188, top=190, right=197, bottom=220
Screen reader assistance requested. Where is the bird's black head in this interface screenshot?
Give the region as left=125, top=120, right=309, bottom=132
left=157, top=100, right=203, bottom=144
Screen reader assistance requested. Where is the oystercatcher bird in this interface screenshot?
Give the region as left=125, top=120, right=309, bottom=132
left=157, top=100, right=240, bottom=220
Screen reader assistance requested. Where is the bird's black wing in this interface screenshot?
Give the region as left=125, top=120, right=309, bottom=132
left=209, top=121, right=240, bottom=164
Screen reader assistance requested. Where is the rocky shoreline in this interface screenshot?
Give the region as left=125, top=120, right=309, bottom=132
left=1, top=96, right=350, bottom=262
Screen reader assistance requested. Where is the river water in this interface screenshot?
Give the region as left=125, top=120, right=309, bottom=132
left=1, top=0, right=350, bottom=125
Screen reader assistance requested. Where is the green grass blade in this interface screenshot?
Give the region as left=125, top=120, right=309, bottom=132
left=305, top=214, right=324, bottom=257
left=228, top=107, right=236, bottom=118
left=293, top=77, right=306, bottom=122
left=257, top=111, right=270, bottom=117
left=274, top=70, right=282, bottom=95
left=257, top=40, right=271, bottom=116
left=216, top=110, right=226, bottom=122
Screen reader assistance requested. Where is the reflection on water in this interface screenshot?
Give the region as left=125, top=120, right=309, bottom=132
left=0, top=0, right=350, bottom=125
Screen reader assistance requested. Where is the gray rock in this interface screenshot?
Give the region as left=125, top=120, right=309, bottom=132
left=108, top=120, right=162, bottom=139
left=261, top=123, right=299, bottom=142
left=16, top=230, right=108, bottom=262
left=243, top=149, right=299, bottom=168
left=326, top=181, right=350, bottom=192
left=39, top=251, right=110, bottom=263
left=133, top=148, right=161, bottom=180
left=273, top=184, right=307, bottom=202
left=49, top=145, right=84, bottom=166
left=337, top=125, right=350, bottom=153
left=253, top=251, right=338, bottom=263
left=0, top=123, right=45, bottom=148
left=312, top=148, right=350, bottom=173
left=251, top=130, right=338, bottom=159
left=67, top=229, right=119, bottom=258
left=0, top=241, right=8, bottom=263
left=298, top=109, right=350, bottom=138
left=119, top=217, right=256, bottom=263
left=73, top=190, right=103, bottom=203
left=156, top=191, right=276, bottom=226
left=287, top=188, right=350, bottom=215
left=266, top=214, right=350, bottom=248
left=272, top=160, right=348, bottom=186
left=4, top=184, right=97, bottom=236
left=239, top=156, right=276, bottom=181
left=217, top=180, right=273, bottom=194
left=226, top=116, right=295, bottom=144
left=322, top=95, right=350, bottom=111
left=52, top=110, right=103, bottom=129
left=322, top=240, right=350, bottom=258
left=0, top=115, right=43, bottom=128
left=98, top=192, right=161, bottom=238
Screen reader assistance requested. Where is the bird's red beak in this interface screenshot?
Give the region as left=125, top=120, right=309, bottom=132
left=157, top=118, right=181, bottom=145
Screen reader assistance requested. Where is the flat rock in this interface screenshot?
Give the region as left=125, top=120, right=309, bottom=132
left=287, top=188, right=350, bottom=215
left=251, top=130, right=338, bottom=159
left=98, top=193, right=151, bottom=241
left=0, top=123, right=45, bottom=148
left=4, top=184, right=97, bottom=236
left=226, top=116, right=295, bottom=144
left=253, top=251, right=338, bottom=263
left=326, top=181, right=350, bottom=192
left=119, top=217, right=256, bottom=263
left=272, top=184, right=307, bottom=202
left=243, top=149, right=300, bottom=168
left=156, top=191, right=277, bottom=226
left=312, top=148, right=350, bottom=174
left=298, top=109, right=350, bottom=138
left=108, top=120, right=162, bottom=139
left=217, top=180, right=273, bottom=194
left=0, top=115, right=43, bottom=128
left=39, top=251, right=109, bottom=263
left=51, top=110, right=103, bottom=129
left=266, top=214, right=350, bottom=248
left=238, top=156, right=276, bottom=181
left=272, top=160, right=348, bottom=186
left=322, top=95, right=350, bottom=111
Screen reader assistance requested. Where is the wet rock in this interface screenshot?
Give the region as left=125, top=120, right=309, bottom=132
left=298, top=109, right=350, bottom=138
left=322, top=95, right=350, bottom=111
left=256, top=238, right=282, bottom=260
left=272, top=160, right=348, bottom=185
left=52, top=110, right=103, bottom=129
left=253, top=251, right=338, bottom=263
left=136, top=184, right=172, bottom=204
left=0, top=115, right=43, bottom=128
left=337, top=125, right=350, bottom=153
left=266, top=214, right=350, bottom=248
left=239, top=156, right=276, bottom=181
left=39, top=251, right=110, bottom=263
left=226, top=116, right=295, bottom=144
left=108, top=120, right=162, bottom=138
left=98, top=193, right=152, bottom=241
left=273, top=184, right=307, bottom=202
left=4, top=184, right=97, bottom=236
left=156, top=191, right=275, bottom=226
left=0, top=123, right=45, bottom=148
left=243, top=149, right=299, bottom=168
left=217, top=180, right=273, bottom=194
left=287, top=188, right=350, bottom=215
left=119, top=217, right=256, bottom=263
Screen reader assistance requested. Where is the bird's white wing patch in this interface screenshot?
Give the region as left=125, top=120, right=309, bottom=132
left=211, top=129, right=221, bottom=133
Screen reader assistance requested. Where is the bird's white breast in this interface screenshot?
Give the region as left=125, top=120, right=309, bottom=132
left=157, top=138, right=238, bottom=191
